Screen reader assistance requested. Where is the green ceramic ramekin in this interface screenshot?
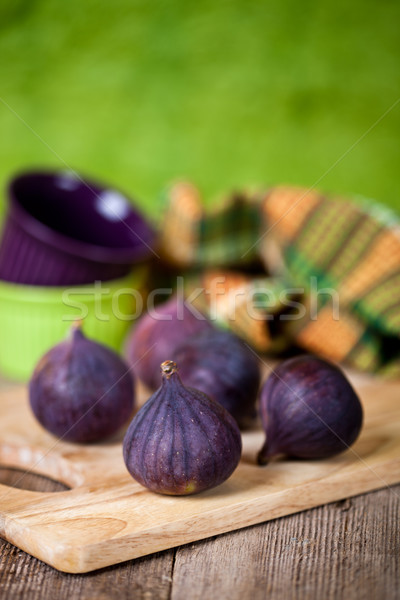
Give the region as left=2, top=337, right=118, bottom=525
left=0, top=269, right=147, bottom=381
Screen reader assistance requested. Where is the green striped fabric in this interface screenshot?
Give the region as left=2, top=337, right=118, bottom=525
left=159, top=183, right=400, bottom=375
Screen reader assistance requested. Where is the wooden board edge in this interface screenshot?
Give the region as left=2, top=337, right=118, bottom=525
left=2, top=458, right=399, bottom=574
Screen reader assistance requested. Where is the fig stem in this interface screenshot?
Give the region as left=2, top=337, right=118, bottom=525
left=161, top=360, right=178, bottom=378
left=69, top=319, right=85, bottom=342
left=71, top=319, right=84, bottom=332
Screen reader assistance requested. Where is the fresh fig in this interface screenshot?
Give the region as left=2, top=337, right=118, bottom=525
left=125, top=295, right=213, bottom=390
left=258, top=355, right=363, bottom=463
left=123, top=360, right=242, bottom=495
left=29, top=323, right=135, bottom=443
left=173, top=329, right=261, bottom=428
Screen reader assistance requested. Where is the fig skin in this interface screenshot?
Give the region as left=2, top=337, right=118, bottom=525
left=258, top=355, right=363, bottom=463
left=29, top=324, right=135, bottom=443
left=173, top=329, right=261, bottom=428
left=123, top=361, right=242, bottom=495
left=125, top=295, right=213, bottom=390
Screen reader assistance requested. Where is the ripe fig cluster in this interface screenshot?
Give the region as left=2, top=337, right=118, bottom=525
left=28, top=296, right=364, bottom=497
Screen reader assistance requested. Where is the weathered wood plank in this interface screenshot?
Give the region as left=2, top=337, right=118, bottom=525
left=0, top=540, right=175, bottom=600
left=170, top=485, right=400, bottom=600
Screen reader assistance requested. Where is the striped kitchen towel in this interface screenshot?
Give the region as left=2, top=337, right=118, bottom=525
left=158, top=182, right=400, bottom=376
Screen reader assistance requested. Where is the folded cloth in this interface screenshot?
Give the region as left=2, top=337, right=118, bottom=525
left=158, top=182, right=400, bottom=376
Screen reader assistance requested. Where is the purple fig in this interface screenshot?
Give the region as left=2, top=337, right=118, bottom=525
left=123, top=360, right=242, bottom=495
left=174, top=329, right=261, bottom=428
left=125, top=295, right=213, bottom=389
left=258, top=355, right=363, bottom=464
left=29, top=323, right=135, bottom=443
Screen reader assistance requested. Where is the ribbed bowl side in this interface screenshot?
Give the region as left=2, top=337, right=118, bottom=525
left=0, top=216, right=133, bottom=286
left=0, top=270, right=147, bottom=380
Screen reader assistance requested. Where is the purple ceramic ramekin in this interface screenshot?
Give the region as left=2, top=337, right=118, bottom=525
left=0, top=170, right=156, bottom=286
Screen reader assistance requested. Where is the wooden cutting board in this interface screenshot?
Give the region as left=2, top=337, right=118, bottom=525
left=0, top=374, right=399, bottom=574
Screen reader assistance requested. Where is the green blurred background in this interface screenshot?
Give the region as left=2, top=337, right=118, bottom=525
left=0, top=0, right=399, bottom=223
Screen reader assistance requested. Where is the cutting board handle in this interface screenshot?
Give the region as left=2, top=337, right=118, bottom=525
left=0, top=481, right=41, bottom=511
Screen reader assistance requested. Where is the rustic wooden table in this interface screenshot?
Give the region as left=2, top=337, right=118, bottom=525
left=0, top=467, right=398, bottom=600
left=0, top=378, right=398, bottom=599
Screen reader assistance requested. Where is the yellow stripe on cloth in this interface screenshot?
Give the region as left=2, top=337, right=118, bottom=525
left=339, top=228, right=400, bottom=303
left=261, top=186, right=322, bottom=241
left=295, top=304, right=364, bottom=362
left=159, top=182, right=203, bottom=266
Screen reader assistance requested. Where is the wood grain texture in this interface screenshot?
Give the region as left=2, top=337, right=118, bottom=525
left=0, top=470, right=174, bottom=600
left=0, top=376, right=399, bottom=574
left=170, top=485, right=400, bottom=600
left=0, top=469, right=398, bottom=599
